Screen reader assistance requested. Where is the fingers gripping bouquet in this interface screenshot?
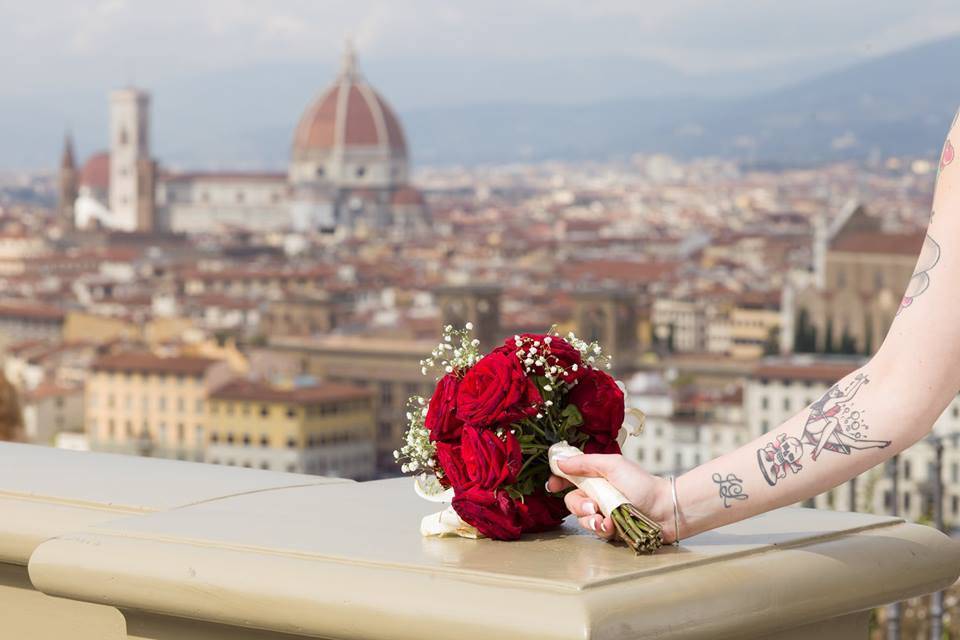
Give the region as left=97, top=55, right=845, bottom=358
left=395, top=324, right=662, bottom=554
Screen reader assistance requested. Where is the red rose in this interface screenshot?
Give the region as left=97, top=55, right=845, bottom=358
left=583, top=438, right=622, bottom=455
left=461, top=425, right=522, bottom=489
left=434, top=442, right=469, bottom=490
left=456, top=351, right=541, bottom=428
left=425, top=374, right=464, bottom=443
left=517, top=491, right=568, bottom=532
left=453, top=487, right=522, bottom=540
left=568, top=368, right=624, bottom=450
left=495, top=334, right=585, bottom=383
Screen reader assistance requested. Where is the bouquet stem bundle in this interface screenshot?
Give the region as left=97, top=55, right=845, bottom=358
left=610, top=504, right=662, bottom=555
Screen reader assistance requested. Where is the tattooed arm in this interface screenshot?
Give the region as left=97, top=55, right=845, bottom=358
left=549, top=107, right=960, bottom=542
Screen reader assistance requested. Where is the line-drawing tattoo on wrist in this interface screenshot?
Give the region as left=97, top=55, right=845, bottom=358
left=757, top=374, right=890, bottom=487
left=712, top=473, right=748, bottom=508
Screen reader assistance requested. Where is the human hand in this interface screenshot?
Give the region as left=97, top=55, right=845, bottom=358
left=546, top=453, right=672, bottom=541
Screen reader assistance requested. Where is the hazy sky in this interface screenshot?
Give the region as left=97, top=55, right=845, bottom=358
left=4, top=0, right=960, bottom=95
left=2, top=1, right=959, bottom=171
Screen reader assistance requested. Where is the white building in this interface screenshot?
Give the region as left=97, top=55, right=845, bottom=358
left=620, top=372, right=748, bottom=476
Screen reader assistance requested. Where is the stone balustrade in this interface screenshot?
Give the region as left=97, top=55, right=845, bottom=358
left=1, top=441, right=958, bottom=639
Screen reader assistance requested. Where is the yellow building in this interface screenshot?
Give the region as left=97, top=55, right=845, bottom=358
left=205, top=379, right=375, bottom=479
left=267, top=335, right=436, bottom=474
left=85, top=352, right=232, bottom=460
left=64, top=312, right=196, bottom=346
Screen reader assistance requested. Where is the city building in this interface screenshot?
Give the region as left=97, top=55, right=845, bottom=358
left=21, top=382, right=83, bottom=446
left=289, top=43, right=428, bottom=234
left=75, top=89, right=159, bottom=233
left=205, top=378, right=375, bottom=478
left=61, top=44, right=428, bottom=236
left=790, top=203, right=924, bottom=354
left=84, top=352, right=235, bottom=460
left=268, top=334, right=437, bottom=474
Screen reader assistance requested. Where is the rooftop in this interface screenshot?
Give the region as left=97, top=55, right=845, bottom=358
left=209, top=378, right=371, bottom=405
left=90, top=352, right=219, bottom=376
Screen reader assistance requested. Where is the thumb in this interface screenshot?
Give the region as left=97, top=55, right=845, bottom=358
left=557, top=454, right=619, bottom=479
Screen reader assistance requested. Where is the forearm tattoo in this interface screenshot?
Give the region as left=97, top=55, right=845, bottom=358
left=898, top=234, right=940, bottom=314
left=712, top=473, right=748, bottom=508
left=935, top=108, right=957, bottom=186
left=757, top=374, right=890, bottom=487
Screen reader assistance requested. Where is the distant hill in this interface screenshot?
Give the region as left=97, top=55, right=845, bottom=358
left=404, top=35, right=960, bottom=165
left=3, top=35, right=958, bottom=171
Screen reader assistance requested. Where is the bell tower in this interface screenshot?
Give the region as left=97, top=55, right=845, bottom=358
left=58, top=132, right=78, bottom=229
left=109, top=88, right=156, bottom=232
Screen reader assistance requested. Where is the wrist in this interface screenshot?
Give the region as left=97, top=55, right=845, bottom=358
left=650, top=475, right=678, bottom=543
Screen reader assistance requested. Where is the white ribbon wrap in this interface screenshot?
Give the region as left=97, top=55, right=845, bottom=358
left=420, top=505, right=481, bottom=538
left=548, top=440, right=630, bottom=517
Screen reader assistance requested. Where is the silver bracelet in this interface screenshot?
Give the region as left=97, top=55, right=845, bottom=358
left=669, top=475, right=681, bottom=546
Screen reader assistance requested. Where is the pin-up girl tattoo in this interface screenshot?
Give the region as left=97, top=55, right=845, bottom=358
left=757, top=374, right=891, bottom=487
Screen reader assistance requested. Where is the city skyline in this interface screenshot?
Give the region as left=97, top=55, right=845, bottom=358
left=1, top=2, right=959, bottom=170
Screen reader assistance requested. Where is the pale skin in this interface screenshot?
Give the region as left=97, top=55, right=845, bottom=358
left=549, top=108, right=960, bottom=542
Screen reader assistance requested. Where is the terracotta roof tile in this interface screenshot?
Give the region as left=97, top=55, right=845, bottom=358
left=210, top=378, right=371, bottom=405
left=91, top=352, right=219, bottom=376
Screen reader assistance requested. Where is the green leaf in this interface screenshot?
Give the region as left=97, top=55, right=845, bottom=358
left=561, top=404, right=583, bottom=427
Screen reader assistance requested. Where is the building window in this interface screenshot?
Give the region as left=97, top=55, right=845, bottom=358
left=637, top=448, right=645, bottom=462
left=783, top=398, right=791, bottom=411
left=904, top=492, right=911, bottom=512
left=761, top=396, right=769, bottom=410
left=953, top=495, right=959, bottom=515
left=287, top=463, right=297, bottom=473
left=355, top=166, right=366, bottom=177
left=260, top=461, right=270, bottom=470
left=903, top=460, right=912, bottom=481
left=177, top=423, right=185, bottom=442
left=210, top=432, right=219, bottom=444
left=287, top=437, right=297, bottom=449
left=196, top=399, right=204, bottom=413
left=654, top=449, right=662, bottom=464
left=195, top=425, right=204, bottom=444
left=242, top=433, right=251, bottom=446
left=227, top=433, right=235, bottom=445
left=260, top=434, right=269, bottom=447
left=286, top=407, right=297, bottom=419
left=952, top=463, right=959, bottom=484
left=260, top=405, right=269, bottom=417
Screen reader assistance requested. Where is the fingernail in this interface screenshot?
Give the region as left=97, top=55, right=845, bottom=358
left=583, top=501, right=596, bottom=514
left=544, top=480, right=552, bottom=493
left=600, top=519, right=608, bottom=533
left=588, top=518, right=597, bottom=531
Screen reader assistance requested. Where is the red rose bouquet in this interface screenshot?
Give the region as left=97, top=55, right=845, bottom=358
left=396, top=324, right=661, bottom=554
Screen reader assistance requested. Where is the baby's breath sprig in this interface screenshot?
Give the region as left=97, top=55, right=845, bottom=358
left=419, top=323, right=482, bottom=377
left=565, top=331, right=614, bottom=371
left=393, top=396, right=437, bottom=475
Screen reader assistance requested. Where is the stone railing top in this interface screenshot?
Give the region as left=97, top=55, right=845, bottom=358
left=0, top=442, right=346, bottom=564
left=23, top=468, right=960, bottom=640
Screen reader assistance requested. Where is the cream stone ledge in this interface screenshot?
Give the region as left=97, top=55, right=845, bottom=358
left=1, top=443, right=959, bottom=640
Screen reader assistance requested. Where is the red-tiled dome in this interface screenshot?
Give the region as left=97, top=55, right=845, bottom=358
left=391, top=186, right=425, bottom=206
left=79, top=151, right=110, bottom=191
left=292, top=49, right=407, bottom=158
